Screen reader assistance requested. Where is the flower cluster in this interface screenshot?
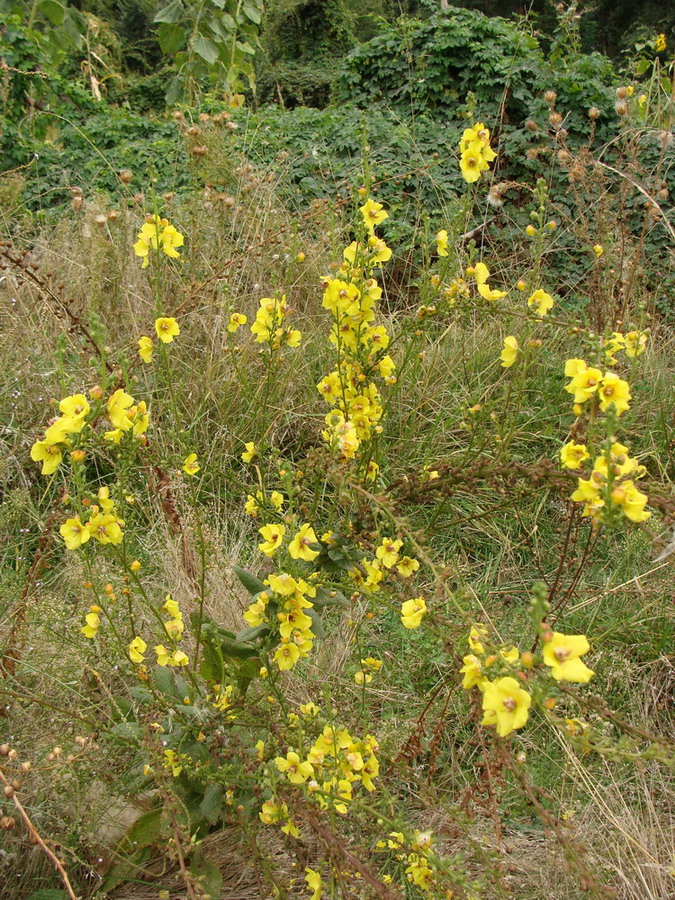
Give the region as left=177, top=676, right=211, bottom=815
left=377, top=829, right=438, bottom=892
left=133, top=214, right=184, bottom=268
left=250, top=295, right=301, bottom=350
left=349, top=536, right=420, bottom=601
left=30, top=392, right=92, bottom=475
left=460, top=624, right=594, bottom=737
left=459, top=122, right=497, bottom=183
left=260, top=716, right=379, bottom=839
left=565, top=359, right=631, bottom=417
left=104, top=388, right=150, bottom=444
left=568, top=441, right=650, bottom=522
left=317, top=200, right=395, bottom=467
left=60, top=486, right=125, bottom=549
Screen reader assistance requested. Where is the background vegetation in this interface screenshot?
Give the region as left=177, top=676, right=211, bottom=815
left=0, top=2, right=674, bottom=899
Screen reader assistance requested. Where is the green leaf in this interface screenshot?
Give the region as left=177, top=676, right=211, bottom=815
left=232, top=566, right=267, bottom=595
left=190, top=850, right=223, bottom=900
left=192, top=35, right=219, bottom=65
left=306, top=607, right=325, bottom=638
left=155, top=0, right=184, bottom=24
left=236, top=40, right=256, bottom=55
left=152, top=666, right=180, bottom=699
left=200, top=784, right=223, bottom=824
left=158, top=22, right=185, bottom=54
left=111, top=721, right=141, bottom=740
left=39, top=0, right=65, bottom=25
left=312, top=587, right=349, bottom=608
left=242, top=0, right=262, bottom=24
left=165, top=73, right=184, bottom=104
left=236, top=623, right=270, bottom=642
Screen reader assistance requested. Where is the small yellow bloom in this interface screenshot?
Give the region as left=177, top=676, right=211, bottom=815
left=593, top=244, right=604, bottom=258
left=460, top=654, right=485, bottom=690
left=560, top=442, right=590, bottom=469
left=359, top=198, right=389, bottom=233
left=624, top=330, right=648, bottom=358
left=481, top=676, right=531, bottom=736
left=183, top=453, right=200, bottom=476
left=138, top=336, right=154, bottom=363
left=396, top=556, right=420, bottom=577
left=542, top=632, right=594, bottom=683
left=655, top=33, right=666, bottom=52
left=305, top=866, right=322, bottom=900
left=128, top=636, right=147, bottom=663
left=274, top=642, right=301, bottom=670
left=228, top=312, right=247, bottom=333
left=401, top=597, right=427, bottom=629
left=241, top=441, right=256, bottom=462
left=60, top=516, right=90, bottom=550
left=289, top=523, right=320, bottom=562
left=258, top=523, right=286, bottom=556
left=30, top=440, right=63, bottom=475
left=500, top=336, right=519, bottom=367
left=155, top=317, right=180, bottom=343
left=598, top=372, right=631, bottom=416
left=527, top=288, right=554, bottom=317
left=436, top=229, right=449, bottom=257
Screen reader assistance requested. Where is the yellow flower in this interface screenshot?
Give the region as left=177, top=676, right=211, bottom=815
left=460, top=144, right=485, bottom=182
left=241, top=441, right=256, bottom=462
left=598, top=372, right=631, bottom=415
left=87, top=513, right=124, bottom=545
left=527, top=288, right=554, bottom=317
left=81, top=607, right=100, bottom=639
left=500, top=336, right=519, bottom=367
left=469, top=624, right=488, bottom=654
left=154, top=645, right=188, bottom=667
left=274, top=642, right=301, bottom=670
left=542, top=632, right=594, bottom=683
left=359, top=198, right=389, bottom=233
left=155, top=317, right=180, bottom=343
left=436, top=229, right=449, bottom=257
left=59, top=394, right=90, bottom=427
left=163, top=749, right=183, bottom=777
left=655, top=33, right=666, bottom=52
left=138, top=336, right=154, bottom=363
left=107, top=389, right=135, bottom=430
left=481, top=677, right=531, bottom=736
left=258, top=523, right=285, bottom=556
left=560, top=442, right=590, bottom=469
left=368, top=235, right=392, bottom=263
left=401, top=597, right=427, bottom=629
left=128, top=636, right=147, bottom=663
left=376, top=537, right=402, bottom=569
left=30, top=440, right=63, bottom=475
left=60, top=516, right=91, bottom=550
left=624, top=330, right=647, bottom=358
left=593, top=244, right=604, bottom=258
left=471, top=261, right=490, bottom=285
left=460, top=654, right=486, bottom=690
left=525, top=224, right=537, bottom=237
left=305, top=866, right=322, bottom=900
left=396, top=556, right=420, bottom=577
left=478, top=282, right=507, bottom=301
left=610, top=481, right=650, bottom=522
left=133, top=215, right=184, bottom=268
left=289, top=523, right=320, bottom=562
left=565, top=362, right=603, bottom=404
left=228, top=312, right=247, bottom=333
left=183, top=453, right=200, bottom=476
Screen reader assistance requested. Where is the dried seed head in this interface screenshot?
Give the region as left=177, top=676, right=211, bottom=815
left=615, top=101, right=628, bottom=116
left=544, top=90, right=557, bottom=104
left=119, top=169, right=133, bottom=184
left=616, top=86, right=628, bottom=99
left=588, top=106, right=600, bottom=120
